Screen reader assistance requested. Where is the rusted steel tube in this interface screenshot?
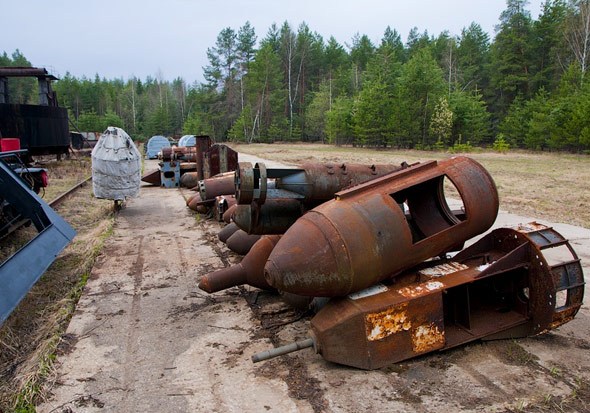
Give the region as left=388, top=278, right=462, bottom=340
left=252, top=338, right=314, bottom=363
left=233, top=162, right=408, bottom=234
left=226, top=230, right=261, bottom=255
left=235, top=162, right=407, bottom=206
left=160, top=146, right=198, bottom=162
left=198, top=172, right=235, bottom=201
left=265, top=156, right=499, bottom=297
left=199, top=235, right=281, bottom=293
left=233, top=199, right=305, bottom=234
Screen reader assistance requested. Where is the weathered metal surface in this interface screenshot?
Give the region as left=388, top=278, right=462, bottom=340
left=199, top=235, right=281, bottom=293
left=179, top=171, right=199, bottom=188
left=223, top=204, right=237, bottom=223
left=253, top=223, right=584, bottom=370
left=233, top=199, right=305, bottom=234
left=218, top=222, right=240, bottom=243
left=234, top=162, right=408, bottom=234
left=159, top=161, right=180, bottom=188
left=265, top=156, right=499, bottom=296
left=214, top=195, right=237, bottom=222
left=0, top=67, right=69, bottom=158
left=194, top=136, right=212, bottom=180
left=187, top=193, right=210, bottom=213
left=141, top=169, right=161, bottom=186
left=202, top=144, right=238, bottom=179
left=160, top=146, right=198, bottom=162
left=236, top=162, right=407, bottom=206
left=225, top=230, right=261, bottom=255
left=198, top=172, right=236, bottom=201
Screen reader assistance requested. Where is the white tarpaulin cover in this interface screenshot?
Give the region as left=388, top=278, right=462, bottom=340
left=91, top=126, right=141, bottom=200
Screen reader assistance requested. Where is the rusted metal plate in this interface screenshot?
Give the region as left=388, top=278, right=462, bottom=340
left=203, top=144, right=238, bottom=179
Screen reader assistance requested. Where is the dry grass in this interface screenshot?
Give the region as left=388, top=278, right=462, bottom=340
left=0, top=155, right=114, bottom=412
left=231, top=143, right=590, bottom=229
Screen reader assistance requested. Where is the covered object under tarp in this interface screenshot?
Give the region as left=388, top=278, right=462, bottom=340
left=91, top=127, right=141, bottom=200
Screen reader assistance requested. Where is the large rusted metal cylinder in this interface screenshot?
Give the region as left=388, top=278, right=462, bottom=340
left=264, top=156, right=499, bottom=297
left=198, top=172, right=235, bottom=201
left=233, top=199, right=305, bottom=234
left=235, top=162, right=406, bottom=206
left=234, top=162, right=408, bottom=234
left=280, top=162, right=405, bottom=204
left=160, top=146, right=199, bottom=162
left=198, top=235, right=281, bottom=293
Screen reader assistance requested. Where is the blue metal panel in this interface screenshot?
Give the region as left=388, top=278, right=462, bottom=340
left=0, top=160, right=76, bottom=324
left=160, top=161, right=180, bottom=188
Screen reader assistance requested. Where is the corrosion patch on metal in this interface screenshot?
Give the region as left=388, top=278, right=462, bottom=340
left=365, top=303, right=411, bottom=341
left=397, top=281, right=444, bottom=298
left=419, top=261, right=468, bottom=278
left=514, top=221, right=548, bottom=233
left=412, top=323, right=445, bottom=353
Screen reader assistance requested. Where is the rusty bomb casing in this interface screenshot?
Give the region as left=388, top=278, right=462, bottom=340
left=226, top=229, right=261, bottom=255
left=218, top=222, right=240, bottom=243
left=199, top=235, right=281, bottom=293
left=180, top=171, right=200, bottom=189
left=253, top=223, right=584, bottom=369
left=234, top=162, right=407, bottom=234
left=264, top=156, right=499, bottom=297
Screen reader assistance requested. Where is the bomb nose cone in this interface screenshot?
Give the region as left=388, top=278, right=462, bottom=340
left=264, top=212, right=348, bottom=296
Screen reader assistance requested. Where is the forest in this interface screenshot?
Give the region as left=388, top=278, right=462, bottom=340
left=2, top=0, right=590, bottom=152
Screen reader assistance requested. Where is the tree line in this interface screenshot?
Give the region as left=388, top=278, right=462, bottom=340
left=2, top=0, right=590, bottom=152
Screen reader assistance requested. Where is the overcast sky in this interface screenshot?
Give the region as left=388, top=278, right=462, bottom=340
left=2, top=0, right=544, bottom=84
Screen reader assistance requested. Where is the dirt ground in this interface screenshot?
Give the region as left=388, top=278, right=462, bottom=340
left=36, top=149, right=590, bottom=413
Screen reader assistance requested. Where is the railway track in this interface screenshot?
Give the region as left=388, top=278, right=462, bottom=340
left=48, top=176, right=92, bottom=208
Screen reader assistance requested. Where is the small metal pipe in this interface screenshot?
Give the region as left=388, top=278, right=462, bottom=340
left=251, top=338, right=315, bottom=363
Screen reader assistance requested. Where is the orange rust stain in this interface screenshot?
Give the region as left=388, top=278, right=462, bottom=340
left=411, top=323, right=445, bottom=353
left=365, top=303, right=411, bottom=342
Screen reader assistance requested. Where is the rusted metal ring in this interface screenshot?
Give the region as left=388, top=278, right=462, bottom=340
left=255, top=162, right=267, bottom=205
left=236, top=162, right=254, bottom=204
